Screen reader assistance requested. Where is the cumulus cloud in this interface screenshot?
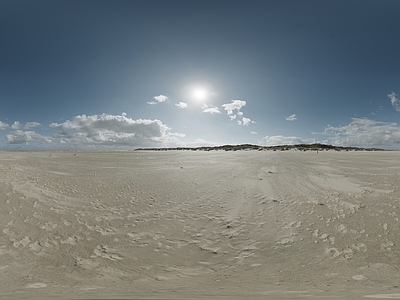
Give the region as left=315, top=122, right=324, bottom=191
left=11, top=121, right=20, bottom=130
left=0, top=121, right=40, bottom=131
left=285, top=114, right=297, bottom=121
left=49, top=112, right=180, bottom=148
left=175, top=102, right=188, bottom=109
left=147, top=94, right=168, bottom=105
left=202, top=103, right=221, bottom=114
left=251, top=131, right=258, bottom=135
left=259, top=135, right=315, bottom=146
left=6, top=130, right=52, bottom=144
left=0, top=121, right=10, bottom=130
left=221, top=99, right=255, bottom=126
left=388, top=92, right=400, bottom=111
left=238, top=117, right=255, bottom=126
left=322, top=117, right=400, bottom=148
left=222, top=100, right=246, bottom=115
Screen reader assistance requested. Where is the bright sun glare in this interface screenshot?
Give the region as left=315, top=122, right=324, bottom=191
left=192, top=88, right=208, bottom=101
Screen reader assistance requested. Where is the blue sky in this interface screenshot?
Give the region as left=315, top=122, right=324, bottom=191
left=1, top=0, right=400, bottom=150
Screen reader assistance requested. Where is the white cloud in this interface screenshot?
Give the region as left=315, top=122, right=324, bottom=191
left=251, top=131, right=258, bottom=135
left=24, top=122, right=41, bottom=129
left=222, top=100, right=246, bottom=115
left=241, top=117, right=254, bottom=126
left=6, top=130, right=52, bottom=144
left=388, top=92, right=400, bottom=111
left=154, top=95, right=168, bottom=102
left=147, top=94, right=169, bottom=105
left=0, top=121, right=10, bottom=130
left=49, top=112, right=181, bottom=148
left=221, top=99, right=255, bottom=126
left=259, top=135, right=315, bottom=146
left=11, top=121, right=20, bottom=130
left=322, top=117, right=400, bottom=149
left=202, top=103, right=221, bottom=114
left=175, top=102, right=188, bottom=109
left=0, top=121, right=40, bottom=131
left=285, top=114, right=297, bottom=121
left=203, top=107, right=221, bottom=114
left=238, top=117, right=255, bottom=126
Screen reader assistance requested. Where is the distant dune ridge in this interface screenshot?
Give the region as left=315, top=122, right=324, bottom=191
left=135, top=143, right=386, bottom=152
left=1, top=149, right=400, bottom=300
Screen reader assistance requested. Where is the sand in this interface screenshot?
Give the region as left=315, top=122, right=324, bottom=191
left=1, top=150, right=400, bottom=299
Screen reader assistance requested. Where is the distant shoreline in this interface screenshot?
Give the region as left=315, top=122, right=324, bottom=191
left=135, top=143, right=386, bottom=152
left=0, top=143, right=388, bottom=152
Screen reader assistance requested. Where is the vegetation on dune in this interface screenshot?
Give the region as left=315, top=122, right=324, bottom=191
left=135, top=143, right=385, bottom=152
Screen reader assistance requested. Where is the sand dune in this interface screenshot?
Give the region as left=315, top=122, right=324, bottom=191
left=1, top=150, right=400, bottom=299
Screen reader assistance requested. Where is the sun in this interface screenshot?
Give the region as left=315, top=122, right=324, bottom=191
left=191, top=87, right=208, bottom=101
left=183, top=82, right=213, bottom=103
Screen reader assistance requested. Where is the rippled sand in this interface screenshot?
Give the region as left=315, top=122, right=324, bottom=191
left=1, top=150, right=400, bottom=299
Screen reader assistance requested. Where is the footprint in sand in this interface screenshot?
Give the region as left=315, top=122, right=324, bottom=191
left=29, top=241, right=43, bottom=253
left=40, top=222, right=57, bottom=231
left=381, top=240, right=395, bottom=251
left=13, top=236, right=31, bottom=248
left=61, top=236, right=81, bottom=245
left=342, top=248, right=355, bottom=259
left=92, top=245, right=124, bottom=261
left=352, top=243, right=367, bottom=252
left=326, top=247, right=340, bottom=258
left=75, top=257, right=99, bottom=270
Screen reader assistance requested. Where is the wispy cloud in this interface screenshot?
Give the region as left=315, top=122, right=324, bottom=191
left=259, top=135, right=315, bottom=146
left=322, top=117, right=400, bottom=148
left=251, top=131, right=258, bottom=135
left=175, top=102, right=188, bottom=109
left=147, top=94, right=169, bottom=105
left=202, top=103, right=221, bottom=114
left=388, top=92, right=400, bottom=111
left=24, top=122, right=41, bottom=129
left=285, top=114, right=297, bottom=121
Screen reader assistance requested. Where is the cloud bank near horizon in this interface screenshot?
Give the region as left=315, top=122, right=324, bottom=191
left=323, top=118, right=400, bottom=148
left=2, top=115, right=400, bottom=149
left=1, top=91, right=400, bottom=149
left=3, top=113, right=184, bottom=149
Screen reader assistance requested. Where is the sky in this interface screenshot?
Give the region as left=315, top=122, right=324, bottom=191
left=1, top=0, right=400, bottom=150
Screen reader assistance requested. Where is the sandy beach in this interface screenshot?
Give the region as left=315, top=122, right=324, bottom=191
left=1, top=150, right=400, bottom=299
